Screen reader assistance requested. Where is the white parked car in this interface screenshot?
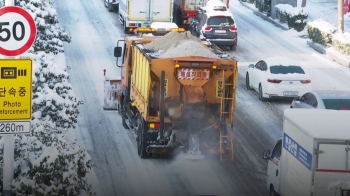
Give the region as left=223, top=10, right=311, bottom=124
left=246, top=56, right=312, bottom=101
left=290, top=90, right=350, bottom=110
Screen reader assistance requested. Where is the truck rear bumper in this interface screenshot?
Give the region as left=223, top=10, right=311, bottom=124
left=146, top=145, right=172, bottom=154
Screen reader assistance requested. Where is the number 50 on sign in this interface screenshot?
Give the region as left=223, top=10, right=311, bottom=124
left=0, top=6, right=37, bottom=56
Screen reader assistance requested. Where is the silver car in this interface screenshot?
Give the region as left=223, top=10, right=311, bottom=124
left=290, top=90, right=350, bottom=110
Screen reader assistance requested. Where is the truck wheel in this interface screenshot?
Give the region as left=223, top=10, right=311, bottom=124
left=137, top=118, right=149, bottom=158
left=123, top=22, right=129, bottom=34
left=121, top=98, right=129, bottom=129
left=269, top=185, right=277, bottom=196
left=115, top=5, right=119, bottom=13
left=107, top=2, right=113, bottom=12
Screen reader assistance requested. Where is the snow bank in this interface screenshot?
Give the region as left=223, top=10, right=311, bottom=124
left=332, top=32, right=350, bottom=44
left=308, top=19, right=337, bottom=34
left=275, top=4, right=308, bottom=17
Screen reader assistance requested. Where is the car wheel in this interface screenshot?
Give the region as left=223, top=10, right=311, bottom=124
left=259, top=85, right=266, bottom=101
left=246, top=73, right=251, bottom=90
left=290, top=106, right=293, bottom=108
left=230, top=45, right=237, bottom=51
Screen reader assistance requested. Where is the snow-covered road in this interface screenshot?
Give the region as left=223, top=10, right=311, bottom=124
left=52, top=0, right=350, bottom=195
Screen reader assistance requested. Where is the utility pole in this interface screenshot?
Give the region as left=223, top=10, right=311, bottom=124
left=338, top=0, right=344, bottom=33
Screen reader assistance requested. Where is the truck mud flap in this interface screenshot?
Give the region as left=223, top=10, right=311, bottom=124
left=146, top=145, right=172, bottom=154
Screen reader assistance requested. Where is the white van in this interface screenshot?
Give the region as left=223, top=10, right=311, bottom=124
left=263, top=109, right=350, bottom=196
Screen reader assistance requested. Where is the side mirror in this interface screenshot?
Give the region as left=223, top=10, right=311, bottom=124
left=114, top=47, right=122, bottom=57
left=248, top=64, right=254, bottom=68
left=263, top=149, right=271, bottom=159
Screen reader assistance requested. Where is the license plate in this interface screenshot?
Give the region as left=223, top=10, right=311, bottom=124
left=215, top=30, right=226, bottom=33
left=283, top=91, right=298, bottom=96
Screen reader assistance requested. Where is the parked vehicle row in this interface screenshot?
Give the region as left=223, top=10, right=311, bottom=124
left=102, top=0, right=231, bottom=33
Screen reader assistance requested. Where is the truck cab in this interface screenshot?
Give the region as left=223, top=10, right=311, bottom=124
left=263, top=138, right=282, bottom=196
left=262, top=109, right=350, bottom=196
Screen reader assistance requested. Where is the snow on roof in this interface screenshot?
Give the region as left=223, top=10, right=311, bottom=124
left=206, top=0, right=227, bottom=8
left=206, top=10, right=234, bottom=18
left=313, top=90, right=350, bottom=99
left=150, top=22, right=178, bottom=29
left=263, top=56, right=298, bottom=66
left=284, top=109, right=350, bottom=140
left=205, top=0, right=228, bottom=12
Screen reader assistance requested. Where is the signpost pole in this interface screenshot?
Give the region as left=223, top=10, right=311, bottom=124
left=3, top=1, right=16, bottom=196
left=0, top=1, right=36, bottom=195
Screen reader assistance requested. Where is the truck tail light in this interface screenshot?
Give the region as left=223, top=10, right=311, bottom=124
left=267, top=79, right=282, bottom=84
left=149, top=123, right=161, bottom=129
left=129, top=23, right=136, bottom=27
left=204, top=27, right=212, bottom=31
left=229, top=27, right=237, bottom=32
left=300, top=79, right=311, bottom=84
left=188, top=12, right=194, bottom=17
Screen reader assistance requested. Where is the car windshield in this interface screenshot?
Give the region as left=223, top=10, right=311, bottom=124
left=269, top=65, right=305, bottom=74
left=207, top=16, right=234, bottom=26
left=322, top=99, right=350, bottom=110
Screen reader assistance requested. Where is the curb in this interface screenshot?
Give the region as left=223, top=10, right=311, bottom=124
left=306, top=41, right=350, bottom=68
left=238, top=0, right=350, bottom=68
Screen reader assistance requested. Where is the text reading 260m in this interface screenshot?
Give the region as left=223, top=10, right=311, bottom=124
left=0, top=21, right=25, bottom=42
left=0, top=122, right=24, bottom=133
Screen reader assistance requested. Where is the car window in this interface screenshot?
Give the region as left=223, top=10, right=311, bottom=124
left=207, top=16, right=235, bottom=26
left=269, top=65, right=305, bottom=74
left=322, top=99, right=350, bottom=110
left=260, top=61, right=267, bottom=71
left=255, top=61, right=262, bottom=70
left=308, top=94, right=318, bottom=108
left=271, top=139, right=282, bottom=160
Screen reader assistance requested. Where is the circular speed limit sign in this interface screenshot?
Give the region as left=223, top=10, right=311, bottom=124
left=0, top=6, right=37, bottom=56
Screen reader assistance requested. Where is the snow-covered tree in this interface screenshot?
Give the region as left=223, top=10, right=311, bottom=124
left=16, top=0, right=71, bottom=54
left=0, top=0, right=94, bottom=195
left=30, top=52, right=81, bottom=129
left=12, top=124, right=94, bottom=195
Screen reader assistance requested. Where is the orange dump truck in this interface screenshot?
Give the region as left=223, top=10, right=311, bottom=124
left=112, top=30, right=238, bottom=161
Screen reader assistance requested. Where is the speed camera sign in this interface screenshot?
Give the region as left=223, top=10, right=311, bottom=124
left=0, top=6, right=37, bottom=56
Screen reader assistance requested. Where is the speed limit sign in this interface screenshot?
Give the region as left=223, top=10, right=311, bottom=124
left=0, top=6, right=37, bottom=56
